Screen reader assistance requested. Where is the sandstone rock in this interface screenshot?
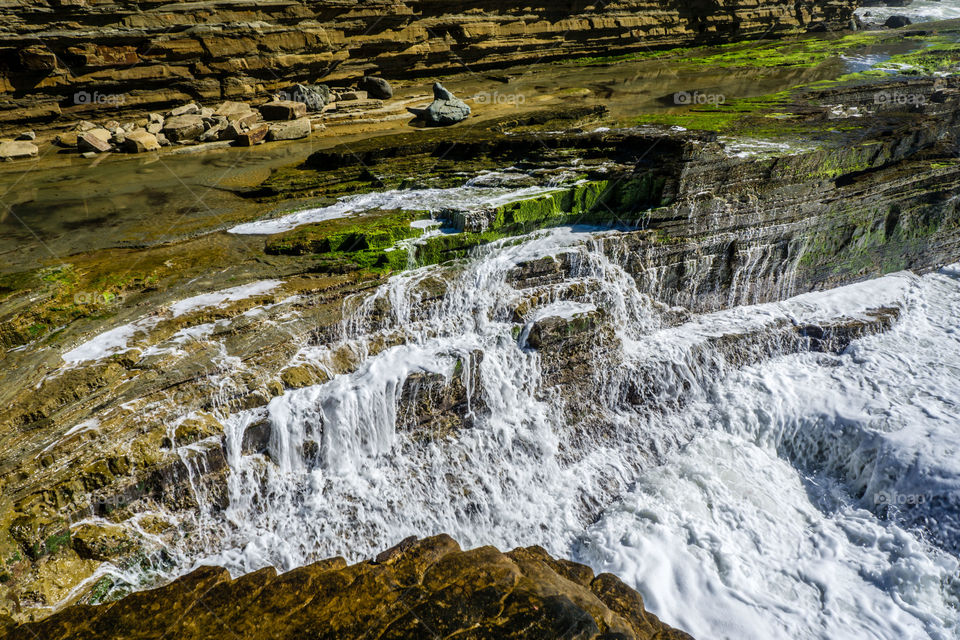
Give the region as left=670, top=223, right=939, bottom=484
left=213, top=100, right=252, bottom=119
left=408, top=82, right=471, bottom=126
left=148, top=112, right=164, bottom=125
left=4, top=535, right=694, bottom=640
left=359, top=76, right=393, bottom=99
left=16, top=131, right=35, bottom=141
left=235, top=123, right=269, bottom=146
left=162, top=114, right=205, bottom=142
left=122, top=130, right=160, bottom=153
left=169, top=103, right=200, bottom=117
left=71, top=523, right=138, bottom=561
left=74, top=121, right=97, bottom=132
left=155, top=132, right=170, bottom=146
left=0, top=140, right=38, bottom=161
left=199, top=107, right=214, bottom=118
left=18, top=45, right=57, bottom=71
left=76, top=131, right=111, bottom=153
left=339, top=90, right=368, bottom=101
left=54, top=132, right=78, bottom=148
left=146, top=122, right=162, bottom=134
left=259, top=100, right=307, bottom=121
left=110, top=131, right=125, bottom=145
left=267, top=117, right=311, bottom=141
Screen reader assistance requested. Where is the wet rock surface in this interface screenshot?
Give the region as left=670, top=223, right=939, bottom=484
left=1, top=535, right=694, bottom=640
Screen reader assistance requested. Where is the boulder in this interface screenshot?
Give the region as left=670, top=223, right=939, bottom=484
left=884, top=15, right=911, bottom=28
left=235, top=123, right=269, bottom=146
left=16, top=131, right=36, bottom=141
left=0, top=140, right=39, bottom=161
left=278, top=84, right=328, bottom=111
left=339, top=90, right=367, bottom=101
left=169, top=103, right=200, bottom=117
left=358, top=76, right=393, bottom=99
left=408, top=82, right=471, bottom=126
left=54, top=132, right=78, bottom=148
left=77, top=131, right=111, bottom=153
left=214, top=101, right=253, bottom=119
left=146, top=121, right=162, bottom=134
left=267, top=117, right=312, bottom=141
left=162, top=114, right=205, bottom=142
left=122, top=130, right=161, bottom=153
left=259, top=100, right=307, bottom=121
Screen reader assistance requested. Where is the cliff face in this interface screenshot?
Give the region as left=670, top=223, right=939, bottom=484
left=1, top=535, right=694, bottom=640
left=0, top=0, right=858, bottom=124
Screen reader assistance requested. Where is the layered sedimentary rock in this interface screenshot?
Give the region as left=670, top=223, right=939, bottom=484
left=0, top=0, right=859, bottom=124
left=1, top=535, right=693, bottom=639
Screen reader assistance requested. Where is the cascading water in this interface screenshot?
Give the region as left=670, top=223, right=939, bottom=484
left=129, top=206, right=958, bottom=639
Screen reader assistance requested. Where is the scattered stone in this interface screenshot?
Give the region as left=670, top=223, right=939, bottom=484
left=0, top=140, right=39, bottom=161
left=199, top=107, right=214, bottom=118
left=259, top=100, right=307, bottom=121
left=122, top=122, right=137, bottom=132
left=169, top=103, right=200, bottom=117
left=16, top=131, right=36, bottom=141
left=122, top=130, right=161, bottom=153
left=339, top=90, right=367, bottom=101
left=54, top=132, right=78, bottom=148
left=267, top=117, right=312, bottom=141
left=146, top=122, right=162, bottom=134
left=162, top=114, right=205, bottom=142
left=278, top=84, right=328, bottom=111
left=358, top=76, right=393, bottom=99
left=75, top=120, right=97, bottom=132
left=77, top=131, right=112, bottom=153
left=148, top=112, right=164, bottom=125
left=235, top=123, right=269, bottom=146
left=214, top=101, right=249, bottom=118
left=110, top=131, right=126, bottom=145
left=80, top=151, right=98, bottom=159
left=104, top=120, right=121, bottom=133
left=199, top=124, right=225, bottom=142
left=218, top=123, right=243, bottom=141
left=884, top=15, right=912, bottom=28
left=155, top=132, right=170, bottom=146
left=408, top=82, right=471, bottom=126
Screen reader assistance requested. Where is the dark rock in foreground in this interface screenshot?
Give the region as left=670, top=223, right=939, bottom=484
left=1, top=535, right=693, bottom=640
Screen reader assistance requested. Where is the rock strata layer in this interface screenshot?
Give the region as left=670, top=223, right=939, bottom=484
left=0, top=0, right=858, bottom=125
left=1, top=535, right=693, bottom=640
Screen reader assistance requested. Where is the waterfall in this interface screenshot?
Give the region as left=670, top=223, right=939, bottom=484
left=145, top=221, right=958, bottom=640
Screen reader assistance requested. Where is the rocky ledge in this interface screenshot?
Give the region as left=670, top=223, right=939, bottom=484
left=0, top=0, right=859, bottom=127
left=1, top=534, right=693, bottom=640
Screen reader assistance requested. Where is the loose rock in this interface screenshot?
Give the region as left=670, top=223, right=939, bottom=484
left=0, top=140, right=39, bottom=160
left=358, top=76, right=393, bottom=99
left=77, top=131, right=111, bottom=153
left=259, top=100, right=307, bottom=121
left=235, top=123, right=269, bottom=146
left=408, top=82, right=471, bottom=126
left=162, top=114, right=205, bottom=142
left=122, top=130, right=161, bottom=153
left=267, top=117, right=312, bottom=141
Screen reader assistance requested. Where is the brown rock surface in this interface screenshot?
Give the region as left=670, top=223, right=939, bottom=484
left=0, top=0, right=858, bottom=125
left=1, top=535, right=694, bottom=640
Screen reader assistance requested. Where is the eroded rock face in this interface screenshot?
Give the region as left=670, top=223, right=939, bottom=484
left=1, top=535, right=694, bottom=640
left=0, top=0, right=858, bottom=125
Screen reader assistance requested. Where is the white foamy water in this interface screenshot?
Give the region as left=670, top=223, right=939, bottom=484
left=126, top=221, right=959, bottom=640
left=856, top=0, right=960, bottom=25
